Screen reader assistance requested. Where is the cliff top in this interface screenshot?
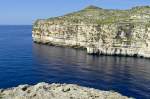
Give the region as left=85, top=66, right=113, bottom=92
left=83, top=5, right=103, bottom=10
left=35, top=5, right=150, bottom=25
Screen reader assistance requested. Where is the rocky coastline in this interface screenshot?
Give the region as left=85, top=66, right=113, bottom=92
left=0, top=82, right=133, bottom=99
left=32, top=5, right=150, bottom=58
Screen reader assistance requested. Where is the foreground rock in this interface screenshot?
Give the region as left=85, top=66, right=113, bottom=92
left=32, top=5, right=150, bottom=58
left=0, top=82, right=133, bottom=99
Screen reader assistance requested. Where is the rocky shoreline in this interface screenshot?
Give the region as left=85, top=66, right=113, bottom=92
left=0, top=82, right=133, bottom=99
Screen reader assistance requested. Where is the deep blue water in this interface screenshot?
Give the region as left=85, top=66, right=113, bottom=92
left=0, top=25, right=150, bottom=99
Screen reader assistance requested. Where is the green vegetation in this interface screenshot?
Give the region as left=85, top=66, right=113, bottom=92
left=34, top=5, right=150, bottom=26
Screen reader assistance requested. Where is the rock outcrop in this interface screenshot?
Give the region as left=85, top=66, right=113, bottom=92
left=0, top=82, right=133, bottom=99
left=32, top=5, right=150, bottom=58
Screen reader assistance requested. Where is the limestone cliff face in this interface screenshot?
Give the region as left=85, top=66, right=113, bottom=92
left=32, top=5, right=150, bottom=58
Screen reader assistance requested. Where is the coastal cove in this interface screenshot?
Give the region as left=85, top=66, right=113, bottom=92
left=0, top=25, right=150, bottom=98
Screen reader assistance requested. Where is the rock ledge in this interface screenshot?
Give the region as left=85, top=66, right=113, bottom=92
left=0, top=82, right=133, bottom=99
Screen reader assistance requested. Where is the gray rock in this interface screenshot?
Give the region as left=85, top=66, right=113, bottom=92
left=0, top=82, right=133, bottom=99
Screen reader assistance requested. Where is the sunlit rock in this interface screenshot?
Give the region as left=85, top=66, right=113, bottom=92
left=0, top=82, right=133, bottom=99
left=32, top=5, right=150, bottom=58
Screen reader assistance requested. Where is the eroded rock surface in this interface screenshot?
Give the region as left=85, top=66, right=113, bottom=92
left=0, top=82, right=133, bottom=99
left=32, top=5, right=150, bottom=58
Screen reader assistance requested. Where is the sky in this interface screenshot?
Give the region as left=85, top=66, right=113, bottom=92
left=0, top=0, right=150, bottom=25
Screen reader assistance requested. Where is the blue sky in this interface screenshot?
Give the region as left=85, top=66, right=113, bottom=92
left=0, top=0, right=150, bottom=25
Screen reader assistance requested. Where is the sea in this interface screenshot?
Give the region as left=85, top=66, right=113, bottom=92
left=0, top=25, right=150, bottom=99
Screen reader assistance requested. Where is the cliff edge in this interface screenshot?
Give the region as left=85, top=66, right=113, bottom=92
left=32, top=5, right=150, bottom=58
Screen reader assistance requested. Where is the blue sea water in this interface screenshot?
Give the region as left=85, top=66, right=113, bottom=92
left=0, top=25, right=150, bottom=98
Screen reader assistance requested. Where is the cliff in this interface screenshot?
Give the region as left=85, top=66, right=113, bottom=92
left=0, top=82, right=133, bottom=99
left=32, top=5, right=150, bottom=58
